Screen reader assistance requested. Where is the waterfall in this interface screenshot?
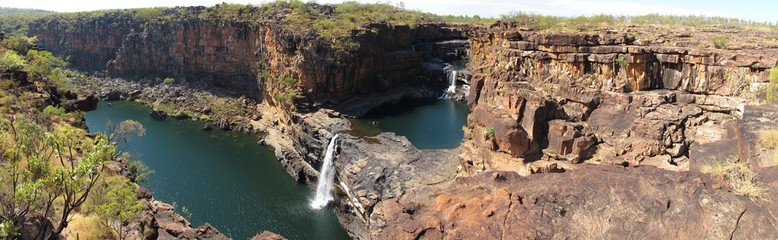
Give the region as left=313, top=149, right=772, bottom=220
left=310, top=134, right=340, bottom=209
left=439, top=70, right=458, bottom=99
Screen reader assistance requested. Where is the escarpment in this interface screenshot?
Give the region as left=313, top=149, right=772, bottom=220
left=26, top=6, right=469, bottom=108
left=461, top=22, right=778, bottom=174
left=258, top=22, right=467, bottom=114
left=107, top=19, right=263, bottom=96
left=21, top=5, right=778, bottom=239
left=28, top=12, right=143, bottom=70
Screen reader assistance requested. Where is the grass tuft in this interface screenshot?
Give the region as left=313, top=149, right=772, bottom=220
left=701, top=160, right=769, bottom=200
left=759, top=129, right=778, bottom=149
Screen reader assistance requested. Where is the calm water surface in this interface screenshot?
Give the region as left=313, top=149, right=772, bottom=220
left=85, top=101, right=349, bottom=240
left=355, top=99, right=470, bottom=149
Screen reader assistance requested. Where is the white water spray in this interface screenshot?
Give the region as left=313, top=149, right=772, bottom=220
left=439, top=70, right=458, bottom=99
left=310, top=134, right=339, bottom=209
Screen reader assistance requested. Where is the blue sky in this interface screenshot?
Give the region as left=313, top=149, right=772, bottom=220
left=2, top=0, right=776, bottom=23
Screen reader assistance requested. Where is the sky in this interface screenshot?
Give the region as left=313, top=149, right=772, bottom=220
left=2, top=0, right=776, bottom=23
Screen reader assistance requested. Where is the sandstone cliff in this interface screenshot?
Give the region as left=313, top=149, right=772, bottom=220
left=462, top=22, right=778, bottom=174
left=25, top=5, right=468, bottom=110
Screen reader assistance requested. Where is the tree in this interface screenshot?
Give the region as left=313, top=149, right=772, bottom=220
left=48, top=126, right=115, bottom=235
left=108, top=119, right=145, bottom=154
left=0, top=51, right=25, bottom=72
left=91, top=176, right=142, bottom=240
left=0, top=118, right=115, bottom=238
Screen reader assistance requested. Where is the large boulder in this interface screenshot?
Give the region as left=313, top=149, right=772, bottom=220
left=62, top=94, right=99, bottom=112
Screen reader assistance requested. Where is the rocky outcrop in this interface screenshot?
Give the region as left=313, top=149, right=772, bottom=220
left=251, top=231, right=287, bottom=240
left=374, top=165, right=778, bottom=239
left=461, top=22, right=777, bottom=174
left=147, top=201, right=230, bottom=240
left=150, top=109, right=169, bottom=120
left=61, top=94, right=99, bottom=112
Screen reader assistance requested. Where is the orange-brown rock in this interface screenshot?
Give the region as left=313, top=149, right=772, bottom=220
left=374, top=166, right=778, bottom=239
left=26, top=7, right=468, bottom=112
left=461, top=22, right=777, bottom=174
left=251, top=231, right=287, bottom=240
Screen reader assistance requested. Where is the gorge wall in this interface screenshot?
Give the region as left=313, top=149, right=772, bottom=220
left=25, top=7, right=468, bottom=108
left=461, top=22, right=778, bottom=174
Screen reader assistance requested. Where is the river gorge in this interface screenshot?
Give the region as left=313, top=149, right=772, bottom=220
left=85, top=101, right=350, bottom=239
left=4, top=2, right=778, bottom=239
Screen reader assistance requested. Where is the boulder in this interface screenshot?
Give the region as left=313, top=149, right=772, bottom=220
left=150, top=109, right=168, bottom=120
left=62, top=94, right=99, bottom=112
left=251, top=231, right=287, bottom=240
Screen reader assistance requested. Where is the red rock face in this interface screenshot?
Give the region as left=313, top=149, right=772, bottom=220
left=461, top=23, right=777, bottom=174
left=27, top=13, right=467, bottom=109
left=107, top=20, right=264, bottom=97
left=28, top=13, right=141, bottom=70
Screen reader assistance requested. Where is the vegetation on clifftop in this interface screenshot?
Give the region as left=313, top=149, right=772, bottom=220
left=500, top=11, right=778, bottom=32
left=0, top=34, right=146, bottom=239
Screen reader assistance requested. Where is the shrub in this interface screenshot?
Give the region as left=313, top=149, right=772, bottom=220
left=485, top=127, right=495, bottom=138
left=25, top=50, right=66, bottom=77
left=92, top=176, right=142, bottom=240
left=128, top=159, right=154, bottom=183
left=1, top=34, right=37, bottom=54
left=163, top=77, right=175, bottom=84
left=42, top=105, right=66, bottom=117
left=0, top=51, right=25, bottom=71
left=712, top=36, right=729, bottom=49
left=0, top=220, right=19, bottom=239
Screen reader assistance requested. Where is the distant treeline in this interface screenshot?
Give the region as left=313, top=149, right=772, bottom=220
left=1, top=1, right=775, bottom=39
left=500, top=11, right=778, bottom=31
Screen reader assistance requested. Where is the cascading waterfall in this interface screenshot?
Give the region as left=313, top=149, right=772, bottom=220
left=439, top=70, right=458, bottom=99
left=310, top=134, right=340, bottom=209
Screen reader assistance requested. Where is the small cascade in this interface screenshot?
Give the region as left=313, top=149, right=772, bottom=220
left=439, top=70, right=458, bottom=99
left=310, top=134, right=340, bottom=209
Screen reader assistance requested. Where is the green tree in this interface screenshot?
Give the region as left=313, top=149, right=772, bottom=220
left=0, top=119, right=115, bottom=238
left=0, top=51, right=25, bottom=72
left=25, top=50, right=66, bottom=79
left=92, top=176, right=142, bottom=240
left=1, top=34, right=37, bottom=54
left=108, top=119, right=145, bottom=154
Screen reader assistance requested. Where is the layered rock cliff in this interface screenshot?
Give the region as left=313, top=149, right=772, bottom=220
left=26, top=5, right=468, bottom=108
left=28, top=12, right=143, bottom=70
left=461, top=22, right=777, bottom=174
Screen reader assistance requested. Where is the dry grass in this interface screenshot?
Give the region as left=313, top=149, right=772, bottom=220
left=63, top=214, right=112, bottom=240
left=700, top=160, right=769, bottom=200
left=758, top=129, right=778, bottom=166
left=758, top=129, right=778, bottom=149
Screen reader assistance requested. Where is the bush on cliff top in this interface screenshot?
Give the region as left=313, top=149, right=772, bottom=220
left=501, top=11, right=777, bottom=31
